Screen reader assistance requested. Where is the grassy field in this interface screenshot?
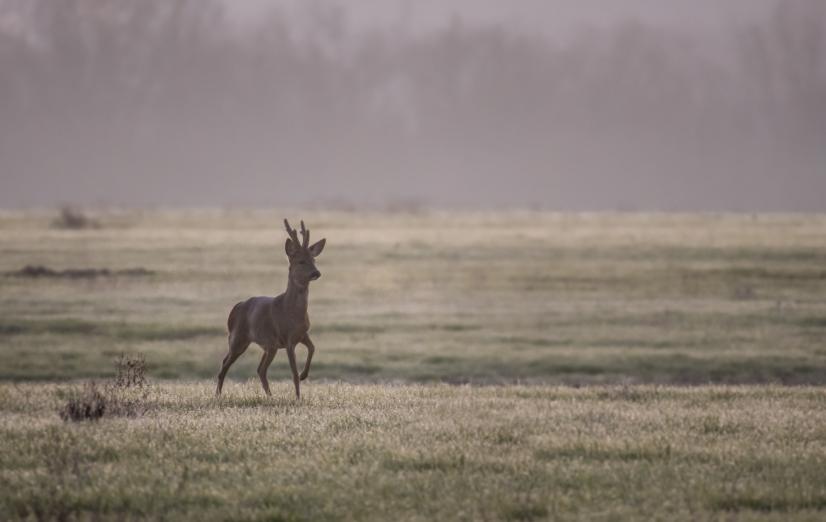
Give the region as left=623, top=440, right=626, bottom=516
left=1, top=210, right=826, bottom=519
left=0, top=210, right=825, bottom=384
left=2, top=382, right=826, bottom=520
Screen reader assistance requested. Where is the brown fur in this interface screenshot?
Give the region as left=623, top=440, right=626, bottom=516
left=216, top=219, right=326, bottom=399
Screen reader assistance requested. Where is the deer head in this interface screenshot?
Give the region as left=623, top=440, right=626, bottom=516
left=284, top=219, right=325, bottom=286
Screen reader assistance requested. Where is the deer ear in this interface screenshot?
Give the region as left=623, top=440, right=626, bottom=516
left=308, top=238, right=326, bottom=257
left=285, top=238, right=297, bottom=257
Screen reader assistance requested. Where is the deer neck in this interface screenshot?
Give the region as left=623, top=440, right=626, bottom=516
left=284, top=278, right=310, bottom=314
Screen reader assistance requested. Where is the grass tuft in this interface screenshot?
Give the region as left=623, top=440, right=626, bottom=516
left=59, top=381, right=107, bottom=421
left=114, top=353, right=147, bottom=388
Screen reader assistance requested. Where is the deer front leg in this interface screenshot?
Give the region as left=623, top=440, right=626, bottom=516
left=286, top=343, right=301, bottom=399
left=299, top=335, right=315, bottom=381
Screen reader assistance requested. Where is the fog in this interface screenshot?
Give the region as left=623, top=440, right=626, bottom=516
left=1, top=0, right=824, bottom=210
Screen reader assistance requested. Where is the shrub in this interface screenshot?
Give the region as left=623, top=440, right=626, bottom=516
left=114, top=353, right=147, bottom=388
left=59, top=382, right=106, bottom=422
left=51, top=206, right=99, bottom=230
left=60, top=355, right=152, bottom=422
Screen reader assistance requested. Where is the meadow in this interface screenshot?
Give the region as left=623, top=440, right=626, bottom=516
left=1, top=210, right=825, bottom=384
left=1, top=210, right=825, bottom=519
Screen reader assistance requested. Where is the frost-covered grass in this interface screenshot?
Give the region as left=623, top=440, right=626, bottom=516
left=2, top=381, right=826, bottom=520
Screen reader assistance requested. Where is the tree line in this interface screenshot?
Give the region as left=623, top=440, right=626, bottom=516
left=0, top=0, right=823, bottom=209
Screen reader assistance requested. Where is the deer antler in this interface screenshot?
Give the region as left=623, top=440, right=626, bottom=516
left=283, top=219, right=300, bottom=245
left=300, top=220, right=310, bottom=248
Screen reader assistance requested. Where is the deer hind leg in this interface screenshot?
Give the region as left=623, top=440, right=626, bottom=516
left=216, top=335, right=250, bottom=396
left=257, top=349, right=277, bottom=396
left=299, top=335, right=315, bottom=381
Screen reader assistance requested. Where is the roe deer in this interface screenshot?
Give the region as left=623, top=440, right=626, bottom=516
left=216, top=219, right=326, bottom=399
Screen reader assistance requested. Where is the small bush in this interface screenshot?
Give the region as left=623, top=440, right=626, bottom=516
left=115, top=353, right=147, bottom=388
left=60, top=381, right=152, bottom=422
left=51, top=206, right=99, bottom=230
left=59, top=382, right=106, bottom=422
left=60, top=355, right=152, bottom=422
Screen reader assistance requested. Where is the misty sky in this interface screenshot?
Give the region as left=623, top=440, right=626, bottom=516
left=1, top=0, right=824, bottom=210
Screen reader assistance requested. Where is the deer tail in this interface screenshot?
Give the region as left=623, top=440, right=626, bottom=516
left=227, top=301, right=244, bottom=334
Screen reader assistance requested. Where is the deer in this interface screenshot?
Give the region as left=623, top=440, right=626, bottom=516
left=216, top=219, right=326, bottom=399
